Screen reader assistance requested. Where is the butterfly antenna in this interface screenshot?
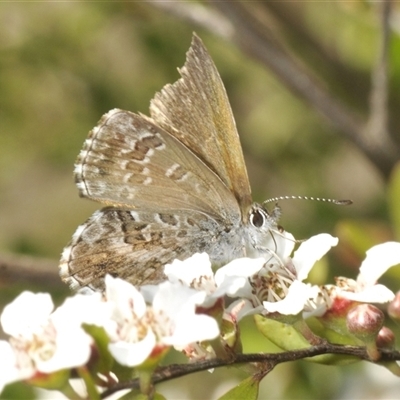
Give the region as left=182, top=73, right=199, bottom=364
left=263, top=196, right=353, bottom=206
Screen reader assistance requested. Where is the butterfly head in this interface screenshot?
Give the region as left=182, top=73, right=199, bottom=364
left=244, top=203, right=284, bottom=258
left=248, top=203, right=281, bottom=230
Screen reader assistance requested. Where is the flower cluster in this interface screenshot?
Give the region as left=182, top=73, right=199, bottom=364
left=0, top=292, right=108, bottom=393
left=0, top=278, right=218, bottom=394
left=1, top=235, right=400, bottom=396
left=164, top=235, right=400, bottom=360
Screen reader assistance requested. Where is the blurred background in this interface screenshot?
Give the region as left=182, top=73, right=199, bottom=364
left=1, top=1, right=400, bottom=399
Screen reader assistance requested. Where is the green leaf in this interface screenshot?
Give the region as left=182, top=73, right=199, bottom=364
left=77, top=366, right=101, bottom=400
left=254, top=315, right=359, bottom=365
left=221, top=316, right=242, bottom=353
left=82, top=324, right=114, bottom=374
left=0, top=382, right=36, bottom=400
left=255, top=315, right=310, bottom=350
left=153, top=392, right=167, bottom=400
left=111, top=360, right=137, bottom=382
left=28, top=369, right=70, bottom=390
left=217, top=376, right=260, bottom=400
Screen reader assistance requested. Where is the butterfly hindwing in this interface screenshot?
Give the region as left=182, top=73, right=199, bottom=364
left=60, top=207, right=243, bottom=291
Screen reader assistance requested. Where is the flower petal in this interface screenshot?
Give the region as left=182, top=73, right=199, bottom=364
left=1, top=292, right=53, bottom=337
left=108, top=330, right=156, bottom=367
left=214, top=258, right=265, bottom=299
left=105, top=275, right=147, bottom=319
left=152, top=282, right=206, bottom=317
left=293, top=234, right=338, bottom=281
left=359, top=242, right=400, bottom=285
left=37, top=329, right=92, bottom=373
left=215, top=258, right=265, bottom=283
left=226, top=299, right=264, bottom=321
left=51, top=292, right=109, bottom=328
left=214, top=275, right=251, bottom=299
left=0, top=340, right=33, bottom=393
left=341, top=284, right=395, bottom=303
left=263, top=281, right=312, bottom=315
left=165, top=314, right=219, bottom=347
left=275, top=231, right=296, bottom=259
left=164, top=253, right=212, bottom=285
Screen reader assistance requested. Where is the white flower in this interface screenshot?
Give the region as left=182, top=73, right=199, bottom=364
left=1, top=292, right=53, bottom=337
left=52, top=292, right=110, bottom=328
left=303, top=284, right=334, bottom=318
left=262, top=280, right=315, bottom=315
left=44, top=293, right=110, bottom=373
left=164, top=253, right=215, bottom=291
left=164, top=252, right=263, bottom=308
left=153, top=281, right=219, bottom=346
left=333, top=242, right=400, bottom=303
left=304, top=242, right=400, bottom=318
left=163, top=234, right=338, bottom=319
left=291, top=233, right=339, bottom=281
left=0, top=291, right=102, bottom=392
left=0, top=340, right=31, bottom=394
left=104, top=275, right=219, bottom=367
left=218, top=233, right=339, bottom=317
left=214, top=257, right=269, bottom=299
left=104, top=276, right=155, bottom=367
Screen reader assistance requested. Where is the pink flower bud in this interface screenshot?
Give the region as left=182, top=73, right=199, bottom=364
left=376, top=326, right=396, bottom=349
left=346, top=304, right=384, bottom=361
left=388, top=291, right=400, bottom=322
left=346, top=304, right=384, bottom=340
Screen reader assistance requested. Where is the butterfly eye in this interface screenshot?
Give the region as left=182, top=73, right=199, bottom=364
left=250, top=209, right=266, bottom=228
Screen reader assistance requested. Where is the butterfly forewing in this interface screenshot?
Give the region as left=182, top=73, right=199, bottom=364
left=75, top=109, right=240, bottom=221
left=150, top=34, right=252, bottom=216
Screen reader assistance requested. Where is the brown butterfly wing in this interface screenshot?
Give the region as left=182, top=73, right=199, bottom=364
left=74, top=109, right=240, bottom=222
left=60, top=207, right=243, bottom=291
left=150, top=34, right=252, bottom=218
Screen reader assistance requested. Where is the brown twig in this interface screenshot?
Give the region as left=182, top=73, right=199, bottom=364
left=210, top=1, right=398, bottom=178
left=149, top=1, right=233, bottom=39
left=100, top=344, right=400, bottom=399
left=0, top=253, right=65, bottom=290
left=260, top=3, right=371, bottom=114
left=366, top=1, right=395, bottom=156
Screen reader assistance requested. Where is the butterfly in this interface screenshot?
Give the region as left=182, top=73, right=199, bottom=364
left=59, top=34, right=282, bottom=292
